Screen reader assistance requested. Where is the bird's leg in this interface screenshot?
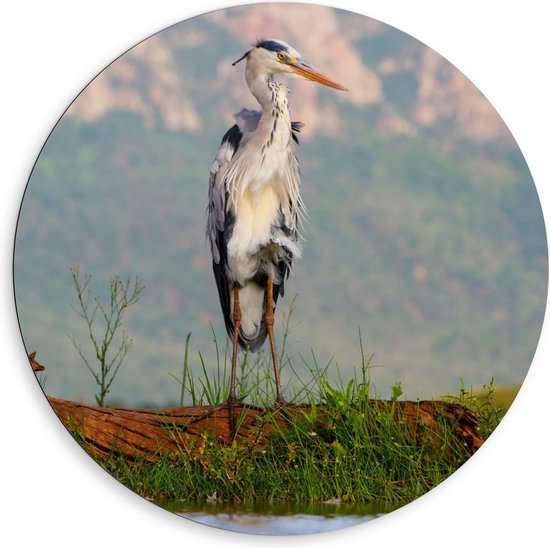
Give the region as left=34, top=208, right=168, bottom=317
left=191, top=287, right=263, bottom=434
left=188, top=289, right=241, bottom=435
left=228, top=285, right=242, bottom=435
left=266, top=274, right=287, bottom=406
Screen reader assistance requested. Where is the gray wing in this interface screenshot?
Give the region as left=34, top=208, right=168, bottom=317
left=234, top=108, right=261, bottom=136
left=207, top=123, right=244, bottom=340
left=207, top=124, right=242, bottom=263
left=207, top=109, right=261, bottom=264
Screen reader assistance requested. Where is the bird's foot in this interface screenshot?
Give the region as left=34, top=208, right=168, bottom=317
left=224, top=399, right=267, bottom=439
left=275, top=396, right=289, bottom=407
left=188, top=400, right=237, bottom=437
left=264, top=397, right=293, bottom=423
left=226, top=397, right=238, bottom=439
left=194, top=398, right=265, bottom=439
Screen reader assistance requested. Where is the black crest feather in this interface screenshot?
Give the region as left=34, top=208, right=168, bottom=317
left=255, top=39, right=289, bottom=53
left=232, top=49, right=251, bottom=66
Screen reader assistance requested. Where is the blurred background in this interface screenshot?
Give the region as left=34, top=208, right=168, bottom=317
left=14, top=4, right=547, bottom=406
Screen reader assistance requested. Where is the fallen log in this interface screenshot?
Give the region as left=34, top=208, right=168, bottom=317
left=48, top=396, right=484, bottom=462
left=31, top=351, right=483, bottom=462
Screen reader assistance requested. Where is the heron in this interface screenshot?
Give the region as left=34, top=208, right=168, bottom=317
left=207, top=39, right=347, bottom=429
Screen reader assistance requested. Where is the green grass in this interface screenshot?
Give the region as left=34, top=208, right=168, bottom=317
left=473, top=383, right=520, bottom=413
left=99, top=376, right=498, bottom=506
left=96, top=340, right=503, bottom=506
left=444, top=378, right=517, bottom=439
left=66, top=303, right=506, bottom=506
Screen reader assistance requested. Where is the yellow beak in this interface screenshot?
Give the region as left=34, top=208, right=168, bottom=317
left=288, top=59, right=348, bottom=91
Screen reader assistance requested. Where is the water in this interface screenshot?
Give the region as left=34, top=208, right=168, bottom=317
left=163, top=501, right=399, bottom=535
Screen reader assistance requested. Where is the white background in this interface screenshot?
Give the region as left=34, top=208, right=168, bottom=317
left=2, top=1, right=548, bottom=546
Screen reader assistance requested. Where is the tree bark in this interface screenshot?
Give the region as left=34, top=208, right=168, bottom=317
left=47, top=396, right=484, bottom=462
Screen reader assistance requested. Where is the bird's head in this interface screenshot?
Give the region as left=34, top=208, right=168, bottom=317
left=233, top=38, right=348, bottom=92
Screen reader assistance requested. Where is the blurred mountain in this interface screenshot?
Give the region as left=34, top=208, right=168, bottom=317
left=15, top=5, right=547, bottom=405
left=67, top=5, right=510, bottom=144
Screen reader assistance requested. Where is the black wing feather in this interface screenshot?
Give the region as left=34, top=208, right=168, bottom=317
left=291, top=121, right=304, bottom=144
left=208, top=125, right=241, bottom=344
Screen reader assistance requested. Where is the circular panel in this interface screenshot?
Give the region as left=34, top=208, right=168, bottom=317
left=14, top=3, right=547, bottom=536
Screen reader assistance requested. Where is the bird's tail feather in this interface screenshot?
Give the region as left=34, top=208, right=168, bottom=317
left=234, top=282, right=266, bottom=351
left=238, top=320, right=268, bottom=352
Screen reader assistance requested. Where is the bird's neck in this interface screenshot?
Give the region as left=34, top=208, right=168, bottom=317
left=246, top=71, right=290, bottom=119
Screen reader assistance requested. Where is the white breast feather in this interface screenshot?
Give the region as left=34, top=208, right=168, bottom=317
left=227, top=185, right=280, bottom=284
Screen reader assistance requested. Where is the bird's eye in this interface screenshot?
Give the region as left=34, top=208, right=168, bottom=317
left=277, top=52, right=286, bottom=61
